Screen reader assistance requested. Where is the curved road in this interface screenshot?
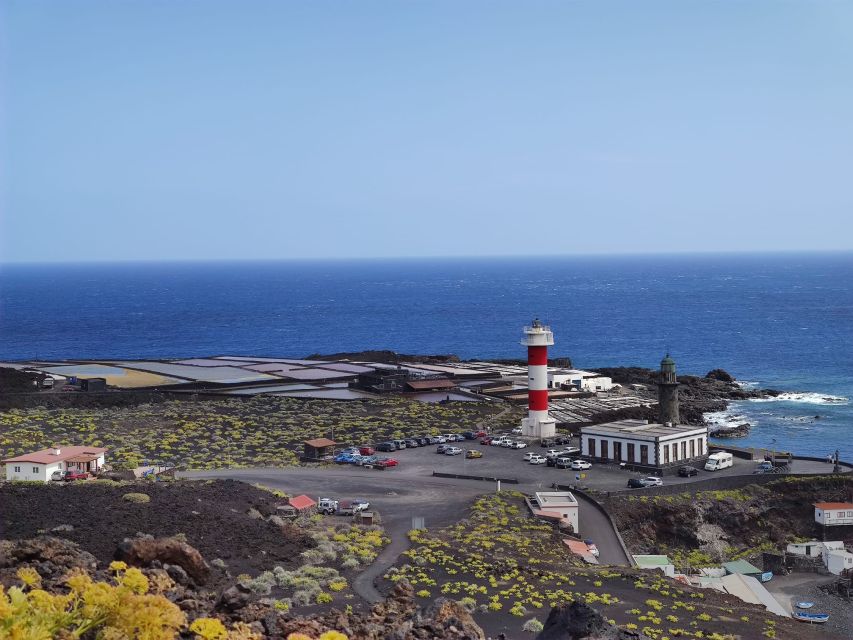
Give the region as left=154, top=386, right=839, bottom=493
left=181, top=462, right=632, bottom=602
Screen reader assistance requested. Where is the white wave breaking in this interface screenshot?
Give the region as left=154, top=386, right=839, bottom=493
left=749, top=392, right=848, bottom=406
left=705, top=410, right=753, bottom=429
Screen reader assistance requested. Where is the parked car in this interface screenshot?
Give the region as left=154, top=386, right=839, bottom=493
left=626, top=478, right=645, bottom=488
left=318, top=498, right=368, bottom=516
left=678, top=465, right=699, bottom=477
left=404, top=439, right=419, bottom=448
left=435, top=435, right=447, bottom=443
left=376, top=442, right=396, bottom=452
left=510, top=441, right=528, bottom=449
left=462, top=431, right=476, bottom=440
left=417, top=436, right=431, bottom=446
left=377, top=457, right=398, bottom=467
left=546, top=456, right=558, bottom=467
left=473, top=430, right=487, bottom=438
left=393, top=440, right=407, bottom=449
left=523, top=452, right=537, bottom=461
left=63, top=470, right=89, bottom=481
left=50, top=470, right=66, bottom=481
left=442, top=434, right=456, bottom=442
left=465, top=449, right=482, bottom=459
left=500, top=440, right=515, bottom=448
left=756, top=460, right=774, bottom=472
left=334, top=453, right=355, bottom=464
left=340, top=447, right=360, bottom=455
left=561, top=447, right=581, bottom=455
left=554, top=435, right=573, bottom=445
left=359, top=446, right=375, bottom=456
left=511, top=427, right=523, bottom=435
left=545, top=449, right=560, bottom=458
left=436, top=444, right=449, bottom=454
left=571, top=460, right=592, bottom=470
left=555, top=457, right=573, bottom=469
left=528, top=454, right=547, bottom=465
left=480, top=436, right=493, bottom=445
left=347, top=454, right=365, bottom=465
left=640, top=476, right=663, bottom=487
left=584, top=540, right=600, bottom=558
left=358, top=455, right=379, bottom=466
left=445, top=446, right=463, bottom=456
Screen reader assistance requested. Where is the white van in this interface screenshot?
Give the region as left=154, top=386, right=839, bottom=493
left=704, top=451, right=734, bottom=471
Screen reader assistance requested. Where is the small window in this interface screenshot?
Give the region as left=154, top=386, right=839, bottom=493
left=14, top=466, right=20, bottom=473
left=32, top=467, right=39, bottom=474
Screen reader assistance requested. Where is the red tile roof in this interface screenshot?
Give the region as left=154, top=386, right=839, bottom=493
left=815, top=502, right=853, bottom=510
left=288, top=495, right=316, bottom=511
left=304, top=438, right=336, bottom=448
left=3, top=446, right=107, bottom=465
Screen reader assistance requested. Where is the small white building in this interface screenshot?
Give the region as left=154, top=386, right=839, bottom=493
left=547, top=369, right=614, bottom=393
left=580, top=419, right=708, bottom=467
left=826, top=550, right=853, bottom=575
left=786, top=540, right=823, bottom=558
left=3, top=446, right=107, bottom=482
left=814, top=502, right=853, bottom=526
left=534, top=491, right=579, bottom=533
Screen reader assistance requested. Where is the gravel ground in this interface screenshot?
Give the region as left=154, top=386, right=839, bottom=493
left=767, top=573, right=853, bottom=637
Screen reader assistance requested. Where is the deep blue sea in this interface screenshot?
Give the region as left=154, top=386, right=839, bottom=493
left=1, top=254, right=850, bottom=459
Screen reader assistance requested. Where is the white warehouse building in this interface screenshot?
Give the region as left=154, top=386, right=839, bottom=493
left=581, top=419, right=708, bottom=468
left=548, top=369, right=615, bottom=393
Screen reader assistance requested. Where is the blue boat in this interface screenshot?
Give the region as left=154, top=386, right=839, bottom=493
left=795, top=601, right=814, bottom=609
left=793, top=611, right=829, bottom=623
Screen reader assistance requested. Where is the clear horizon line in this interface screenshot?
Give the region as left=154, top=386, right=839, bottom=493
left=2, top=248, right=852, bottom=266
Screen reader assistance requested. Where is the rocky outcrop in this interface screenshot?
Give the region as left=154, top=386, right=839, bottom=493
left=535, top=601, right=650, bottom=639
left=276, top=580, right=485, bottom=639
left=115, top=536, right=210, bottom=585
left=0, top=536, right=97, bottom=588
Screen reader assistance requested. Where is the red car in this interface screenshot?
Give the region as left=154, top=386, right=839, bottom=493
left=359, top=446, right=375, bottom=456
left=480, top=437, right=493, bottom=445
left=377, top=457, right=398, bottom=467
left=63, top=470, right=89, bottom=481
left=474, top=430, right=487, bottom=438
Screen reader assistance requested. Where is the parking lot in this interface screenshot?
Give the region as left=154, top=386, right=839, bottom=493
left=372, top=436, right=840, bottom=492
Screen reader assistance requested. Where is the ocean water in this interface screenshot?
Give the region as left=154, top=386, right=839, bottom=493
left=1, top=254, right=850, bottom=458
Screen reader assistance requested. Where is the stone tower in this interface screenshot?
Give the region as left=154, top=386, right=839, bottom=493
left=658, top=353, right=680, bottom=425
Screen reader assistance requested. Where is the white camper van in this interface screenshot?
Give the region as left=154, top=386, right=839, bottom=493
left=704, top=451, right=734, bottom=471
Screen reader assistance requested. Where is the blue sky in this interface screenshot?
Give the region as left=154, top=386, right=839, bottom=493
left=1, top=1, right=852, bottom=262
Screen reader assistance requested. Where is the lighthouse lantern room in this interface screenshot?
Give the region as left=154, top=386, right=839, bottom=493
left=520, top=319, right=557, bottom=439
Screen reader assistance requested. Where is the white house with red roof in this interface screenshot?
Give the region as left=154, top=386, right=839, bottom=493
left=814, top=501, right=853, bottom=527
left=3, top=446, right=108, bottom=482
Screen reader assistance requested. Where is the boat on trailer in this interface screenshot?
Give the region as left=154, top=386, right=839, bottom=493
left=793, top=611, right=829, bottom=623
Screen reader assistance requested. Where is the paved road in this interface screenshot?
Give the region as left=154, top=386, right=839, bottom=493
left=181, top=468, right=489, bottom=602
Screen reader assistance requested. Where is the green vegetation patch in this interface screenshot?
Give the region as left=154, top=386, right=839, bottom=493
left=0, top=396, right=520, bottom=470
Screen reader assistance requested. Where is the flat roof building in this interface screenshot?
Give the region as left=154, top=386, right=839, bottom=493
left=581, top=419, right=708, bottom=468
left=581, top=354, right=708, bottom=471
left=533, top=491, right=579, bottom=534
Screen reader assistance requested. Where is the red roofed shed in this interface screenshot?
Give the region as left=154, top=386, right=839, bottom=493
left=288, top=495, right=317, bottom=512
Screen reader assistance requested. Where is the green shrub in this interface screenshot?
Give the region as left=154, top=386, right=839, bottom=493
left=522, top=618, right=544, bottom=633
left=122, top=492, right=151, bottom=504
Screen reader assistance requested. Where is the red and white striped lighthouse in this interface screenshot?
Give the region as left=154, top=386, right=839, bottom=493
left=520, top=319, right=557, bottom=439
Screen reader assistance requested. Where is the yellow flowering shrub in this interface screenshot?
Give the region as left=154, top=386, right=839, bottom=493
left=0, top=569, right=185, bottom=640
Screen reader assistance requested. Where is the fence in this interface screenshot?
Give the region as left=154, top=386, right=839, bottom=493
left=432, top=471, right=519, bottom=484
